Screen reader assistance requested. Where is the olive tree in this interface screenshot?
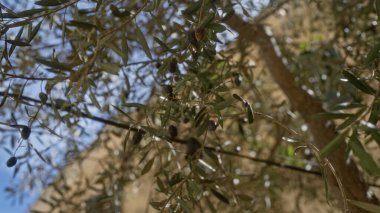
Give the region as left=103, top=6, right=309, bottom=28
left=1, top=0, right=380, bottom=212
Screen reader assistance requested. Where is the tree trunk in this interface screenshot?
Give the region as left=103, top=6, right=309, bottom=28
left=226, top=15, right=378, bottom=212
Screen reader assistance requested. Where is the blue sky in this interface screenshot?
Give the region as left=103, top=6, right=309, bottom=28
left=0, top=164, right=35, bottom=213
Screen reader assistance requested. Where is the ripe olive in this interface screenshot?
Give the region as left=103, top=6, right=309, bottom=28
left=6, top=156, right=17, bottom=167
left=163, top=85, right=173, bottom=95
left=169, top=59, right=178, bottom=73
left=186, top=137, right=201, bottom=159
left=168, top=125, right=178, bottom=139
left=234, top=74, right=242, bottom=86
left=195, top=28, right=205, bottom=41
left=183, top=117, right=190, bottom=123
left=207, top=120, right=218, bottom=131
left=132, top=131, right=143, bottom=145
left=20, top=126, right=31, bottom=140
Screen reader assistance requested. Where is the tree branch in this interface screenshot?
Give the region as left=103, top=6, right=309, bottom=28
left=0, top=91, right=321, bottom=176
left=3, top=91, right=380, bottom=192
left=225, top=9, right=378, bottom=212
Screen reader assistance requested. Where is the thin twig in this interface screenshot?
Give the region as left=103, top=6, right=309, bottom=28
left=1, top=72, right=54, bottom=81
left=1, top=0, right=80, bottom=30
left=2, top=91, right=380, bottom=189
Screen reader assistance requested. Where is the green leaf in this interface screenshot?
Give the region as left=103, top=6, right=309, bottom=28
left=205, top=197, right=217, bottom=213
left=182, top=1, right=202, bottom=15
left=105, top=42, right=128, bottom=63
left=337, top=107, right=366, bottom=130
left=150, top=200, right=167, bottom=210
left=28, top=20, right=43, bottom=42
left=99, top=63, right=120, bottom=75
left=246, top=103, right=254, bottom=124
left=18, top=8, right=45, bottom=17
left=349, top=130, right=380, bottom=175
left=35, top=0, right=69, bottom=6
left=89, top=90, right=101, bottom=110
left=121, top=36, right=129, bottom=65
left=196, top=113, right=209, bottom=136
left=35, top=57, right=73, bottom=71
left=6, top=39, right=30, bottom=46
left=313, top=112, right=352, bottom=120
left=135, top=24, right=152, bottom=59
left=320, top=130, right=348, bottom=159
left=177, top=199, right=191, bottom=213
left=156, top=177, right=166, bottom=193
left=348, top=200, right=380, bottom=213
left=209, top=23, right=226, bottom=33
left=361, top=122, right=380, bottom=147
left=143, top=1, right=156, bottom=12
left=34, top=148, right=47, bottom=163
left=368, top=98, right=380, bottom=125
left=154, top=36, right=174, bottom=53
left=38, top=120, right=63, bottom=138
left=9, top=26, right=24, bottom=56
left=365, top=43, right=380, bottom=66
left=141, top=126, right=166, bottom=138
left=212, top=99, right=231, bottom=111
left=122, top=129, right=131, bottom=152
left=200, top=13, right=215, bottom=27
left=221, top=9, right=235, bottom=22
left=1, top=8, right=45, bottom=18
left=124, top=103, right=147, bottom=109
left=194, top=107, right=207, bottom=127
left=38, top=92, right=47, bottom=104
left=331, top=102, right=364, bottom=110
left=376, top=0, right=380, bottom=20
left=141, top=158, right=155, bottom=176
left=210, top=188, right=230, bottom=204
left=342, top=71, right=375, bottom=95
left=232, top=93, right=246, bottom=104
left=111, top=105, right=136, bottom=122
left=321, top=166, right=330, bottom=205
left=67, top=20, right=98, bottom=30
left=0, top=84, right=11, bottom=108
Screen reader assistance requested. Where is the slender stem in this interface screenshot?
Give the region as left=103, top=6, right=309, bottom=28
left=3, top=90, right=380, bottom=190
left=0, top=91, right=322, bottom=177
left=2, top=0, right=80, bottom=30
left=1, top=72, right=54, bottom=81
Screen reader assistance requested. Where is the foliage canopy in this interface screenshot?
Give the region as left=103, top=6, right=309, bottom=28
left=1, top=0, right=380, bottom=212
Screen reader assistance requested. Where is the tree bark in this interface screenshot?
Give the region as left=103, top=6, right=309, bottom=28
left=226, top=15, right=378, bottom=212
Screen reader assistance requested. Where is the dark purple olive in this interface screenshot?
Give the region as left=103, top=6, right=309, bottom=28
left=169, top=59, right=178, bottom=73
left=195, top=28, right=205, bottom=41
left=168, top=125, right=178, bottom=139
left=188, top=30, right=198, bottom=47
left=132, top=131, right=143, bottom=145
left=183, top=117, right=190, bottom=123
left=186, top=137, right=201, bottom=160
left=163, top=85, right=173, bottom=95
left=20, top=126, right=31, bottom=140
left=6, top=156, right=17, bottom=167
left=234, top=75, right=242, bottom=86
left=208, top=120, right=218, bottom=131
